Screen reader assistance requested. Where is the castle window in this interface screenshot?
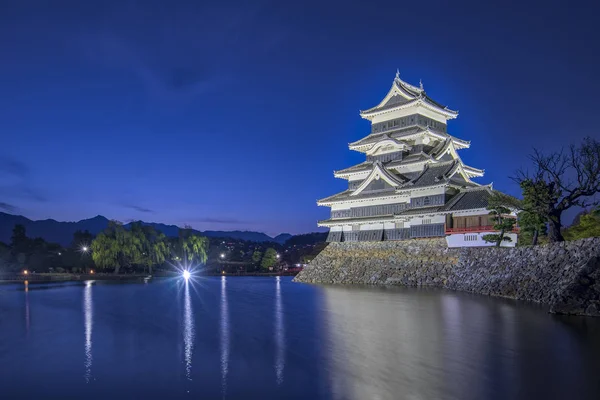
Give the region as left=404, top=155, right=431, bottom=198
left=423, top=196, right=430, bottom=206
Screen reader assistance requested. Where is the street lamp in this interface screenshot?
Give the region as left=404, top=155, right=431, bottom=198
left=82, top=246, right=89, bottom=253
left=220, top=253, right=225, bottom=259
left=276, top=254, right=280, bottom=259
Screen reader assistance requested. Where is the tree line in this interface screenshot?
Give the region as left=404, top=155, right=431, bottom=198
left=91, top=221, right=208, bottom=274
left=0, top=221, right=209, bottom=274
left=0, top=225, right=93, bottom=273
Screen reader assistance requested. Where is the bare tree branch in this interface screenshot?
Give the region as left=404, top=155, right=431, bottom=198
left=513, top=137, right=600, bottom=242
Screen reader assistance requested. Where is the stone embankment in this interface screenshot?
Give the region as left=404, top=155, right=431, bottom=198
left=293, top=237, right=600, bottom=317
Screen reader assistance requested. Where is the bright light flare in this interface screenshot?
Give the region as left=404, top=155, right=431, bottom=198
left=183, top=270, right=191, bottom=280
left=82, top=246, right=89, bottom=252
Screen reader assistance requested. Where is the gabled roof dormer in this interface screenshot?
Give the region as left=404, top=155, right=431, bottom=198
left=359, top=70, right=458, bottom=121
left=351, top=161, right=405, bottom=196
left=430, top=139, right=484, bottom=178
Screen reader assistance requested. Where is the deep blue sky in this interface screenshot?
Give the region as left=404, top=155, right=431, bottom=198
left=1, top=0, right=599, bottom=236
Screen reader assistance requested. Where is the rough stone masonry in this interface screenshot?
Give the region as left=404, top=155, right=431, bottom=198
left=293, top=237, right=600, bottom=317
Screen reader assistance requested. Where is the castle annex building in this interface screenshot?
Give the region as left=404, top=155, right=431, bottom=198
left=318, top=72, right=517, bottom=247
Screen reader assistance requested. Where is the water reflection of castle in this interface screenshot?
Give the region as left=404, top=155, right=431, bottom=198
left=323, top=287, right=520, bottom=400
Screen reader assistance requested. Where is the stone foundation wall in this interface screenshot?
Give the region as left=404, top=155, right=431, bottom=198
left=293, top=237, right=600, bottom=316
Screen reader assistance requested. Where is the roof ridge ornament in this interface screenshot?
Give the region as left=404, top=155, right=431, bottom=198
left=395, top=69, right=400, bottom=80
left=419, top=79, right=423, bottom=90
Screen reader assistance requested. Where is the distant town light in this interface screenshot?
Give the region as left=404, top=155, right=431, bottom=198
left=90, top=270, right=95, bottom=275
left=220, top=253, right=225, bottom=259
left=23, top=270, right=29, bottom=275
left=58, top=252, right=61, bottom=256
left=276, top=254, right=280, bottom=259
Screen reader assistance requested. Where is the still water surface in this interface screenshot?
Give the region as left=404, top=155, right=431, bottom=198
left=1, top=277, right=599, bottom=399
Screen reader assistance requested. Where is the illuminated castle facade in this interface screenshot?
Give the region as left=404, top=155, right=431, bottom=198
left=318, top=71, right=517, bottom=247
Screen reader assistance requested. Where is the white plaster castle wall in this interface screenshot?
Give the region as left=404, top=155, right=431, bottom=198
left=408, top=215, right=445, bottom=226
left=446, top=232, right=517, bottom=248
left=359, top=223, right=385, bottom=230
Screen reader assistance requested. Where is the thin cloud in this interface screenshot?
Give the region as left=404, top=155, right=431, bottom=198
left=123, top=204, right=155, bottom=213
left=0, top=185, right=47, bottom=202
left=0, top=201, right=18, bottom=213
left=0, top=155, right=47, bottom=203
left=186, top=216, right=252, bottom=225
left=0, top=155, right=30, bottom=178
left=76, top=1, right=287, bottom=106
left=80, top=32, right=224, bottom=106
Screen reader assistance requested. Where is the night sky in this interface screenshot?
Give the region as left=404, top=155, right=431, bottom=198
left=1, top=0, right=599, bottom=236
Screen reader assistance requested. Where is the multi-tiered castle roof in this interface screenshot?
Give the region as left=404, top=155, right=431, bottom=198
left=318, top=71, right=516, bottom=247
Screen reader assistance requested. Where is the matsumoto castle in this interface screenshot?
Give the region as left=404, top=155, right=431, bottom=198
left=318, top=71, right=518, bottom=247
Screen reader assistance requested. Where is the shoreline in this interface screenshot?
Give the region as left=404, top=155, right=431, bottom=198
left=294, top=237, right=600, bottom=317
left=0, top=271, right=299, bottom=283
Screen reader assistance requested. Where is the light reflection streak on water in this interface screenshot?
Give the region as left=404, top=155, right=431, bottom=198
left=183, top=280, right=195, bottom=381
left=84, top=281, right=93, bottom=383
left=275, top=276, right=285, bottom=385
left=220, top=276, right=229, bottom=396
left=24, top=281, right=30, bottom=336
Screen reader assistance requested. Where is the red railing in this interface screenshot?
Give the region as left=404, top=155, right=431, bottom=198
left=445, top=225, right=520, bottom=234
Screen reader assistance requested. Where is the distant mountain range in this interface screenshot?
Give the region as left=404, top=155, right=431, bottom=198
left=0, top=212, right=293, bottom=246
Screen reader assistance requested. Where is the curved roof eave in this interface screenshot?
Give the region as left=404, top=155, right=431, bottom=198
left=360, top=98, right=458, bottom=120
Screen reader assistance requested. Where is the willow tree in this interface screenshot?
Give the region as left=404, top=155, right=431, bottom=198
left=172, top=226, right=208, bottom=264
left=129, top=222, right=170, bottom=274
left=91, top=231, right=119, bottom=272
left=91, top=221, right=142, bottom=274
left=149, top=232, right=170, bottom=273
left=515, top=137, right=600, bottom=242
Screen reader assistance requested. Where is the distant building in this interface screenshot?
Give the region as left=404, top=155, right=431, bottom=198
left=318, top=72, right=517, bottom=247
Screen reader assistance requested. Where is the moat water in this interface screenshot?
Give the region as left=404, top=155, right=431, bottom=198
left=1, top=277, right=599, bottom=399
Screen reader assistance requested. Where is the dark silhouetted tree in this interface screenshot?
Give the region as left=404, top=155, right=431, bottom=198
left=515, top=137, right=600, bottom=242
